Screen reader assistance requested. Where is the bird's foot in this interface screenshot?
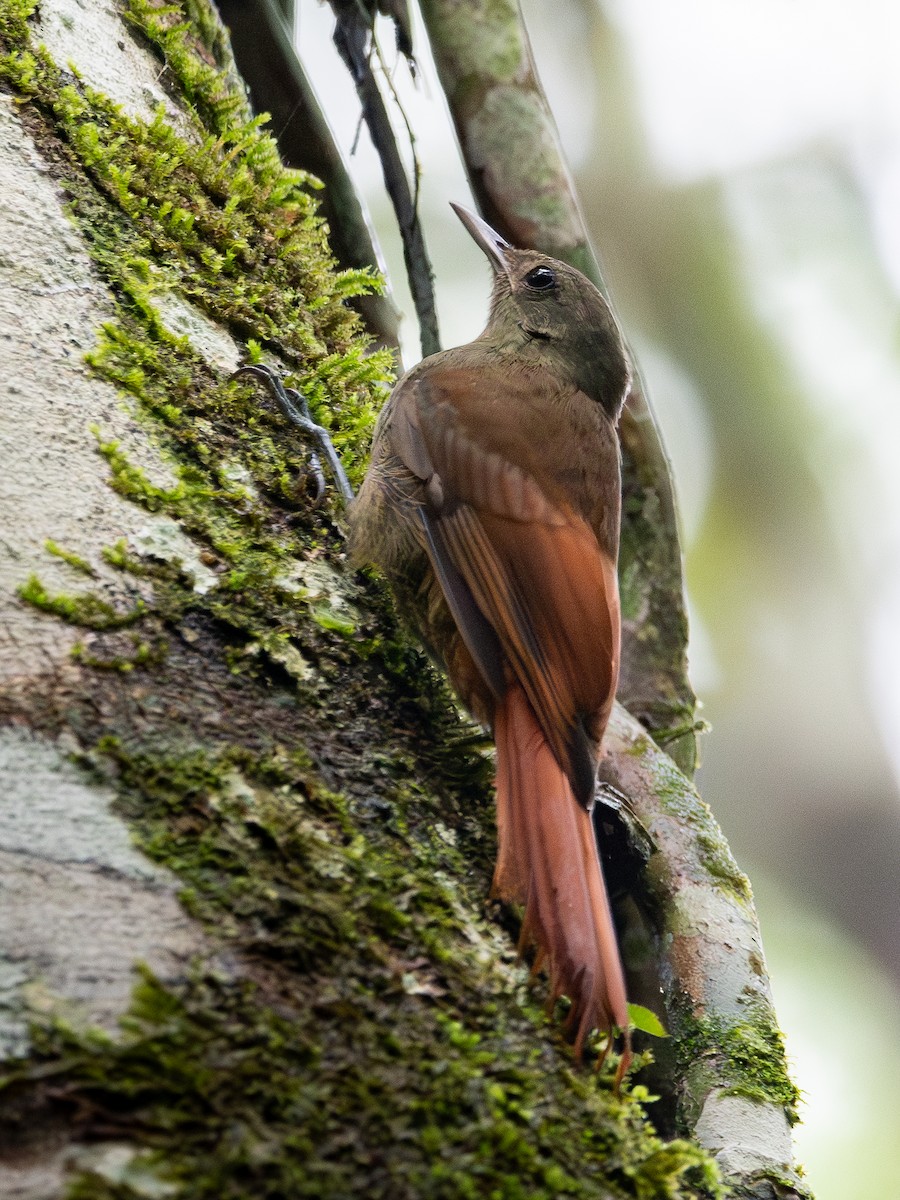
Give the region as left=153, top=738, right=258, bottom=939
left=232, top=363, right=354, bottom=506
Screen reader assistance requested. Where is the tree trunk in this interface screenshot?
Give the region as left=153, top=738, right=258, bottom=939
left=0, top=2, right=804, bottom=1197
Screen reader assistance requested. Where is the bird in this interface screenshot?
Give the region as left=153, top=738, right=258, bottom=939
left=349, top=204, right=632, bottom=1077
left=238, top=208, right=633, bottom=1067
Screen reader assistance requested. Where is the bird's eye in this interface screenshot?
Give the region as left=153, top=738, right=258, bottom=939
left=523, top=266, right=557, bottom=291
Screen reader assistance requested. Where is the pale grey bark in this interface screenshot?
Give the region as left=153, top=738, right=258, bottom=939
left=603, top=706, right=799, bottom=1191
left=0, top=14, right=224, bottom=1193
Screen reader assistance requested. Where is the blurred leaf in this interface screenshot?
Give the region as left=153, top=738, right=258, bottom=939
left=628, top=1003, right=668, bottom=1038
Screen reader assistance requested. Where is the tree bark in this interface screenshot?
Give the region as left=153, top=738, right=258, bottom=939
left=0, top=1, right=805, bottom=1198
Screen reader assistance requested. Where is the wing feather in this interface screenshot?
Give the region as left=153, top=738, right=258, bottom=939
left=383, top=364, right=619, bottom=805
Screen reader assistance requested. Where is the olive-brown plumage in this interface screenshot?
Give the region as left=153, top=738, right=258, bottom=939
left=350, top=206, right=632, bottom=1066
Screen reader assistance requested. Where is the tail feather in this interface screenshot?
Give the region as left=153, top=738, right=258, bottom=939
left=493, top=684, right=629, bottom=1062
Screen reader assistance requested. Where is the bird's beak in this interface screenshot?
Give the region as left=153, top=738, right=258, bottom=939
left=451, top=203, right=510, bottom=274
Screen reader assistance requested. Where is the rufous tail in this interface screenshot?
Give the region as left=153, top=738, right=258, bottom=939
left=493, top=683, right=630, bottom=1071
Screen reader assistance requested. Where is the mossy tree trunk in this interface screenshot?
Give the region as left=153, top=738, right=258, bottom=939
left=0, top=2, right=803, bottom=1198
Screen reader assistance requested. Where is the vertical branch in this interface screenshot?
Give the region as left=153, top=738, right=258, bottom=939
left=329, top=0, right=442, bottom=358
left=601, top=707, right=807, bottom=1199
left=417, top=0, right=698, bottom=773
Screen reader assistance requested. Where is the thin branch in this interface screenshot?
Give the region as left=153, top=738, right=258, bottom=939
left=329, top=0, right=442, bottom=358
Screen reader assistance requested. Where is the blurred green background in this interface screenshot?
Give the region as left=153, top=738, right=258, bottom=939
left=293, top=0, right=900, bottom=1193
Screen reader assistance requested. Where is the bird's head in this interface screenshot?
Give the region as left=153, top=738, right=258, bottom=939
left=452, top=203, right=631, bottom=418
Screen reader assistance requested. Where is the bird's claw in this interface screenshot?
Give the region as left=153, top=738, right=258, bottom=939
left=232, top=363, right=354, bottom=506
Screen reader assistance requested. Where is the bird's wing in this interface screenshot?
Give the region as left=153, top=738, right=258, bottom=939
left=385, top=371, right=508, bottom=702
left=391, top=366, right=619, bottom=807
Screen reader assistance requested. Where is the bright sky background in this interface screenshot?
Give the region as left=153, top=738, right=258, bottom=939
left=607, top=0, right=900, bottom=286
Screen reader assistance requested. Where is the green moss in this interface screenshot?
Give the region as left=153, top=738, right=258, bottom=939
left=18, top=573, right=147, bottom=630
left=719, top=1021, right=801, bottom=1121
left=622, top=733, right=751, bottom=902
left=2, top=0, right=390, bottom=477
left=0, top=728, right=716, bottom=1199
left=71, top=633, right=169, bottom=672
left=675, top=1009, right=801, bottom=1127
left=644, top=748, right=751, bottom=903
left=102, top=538, right=155, bottom=576
left=44, top=539, right=97, bottom=576
left=14, top=966, right=719, bottom=1200
left=3, top=0, right=393, bottom=705
left=748, top=1166, right=813, bottom=1200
